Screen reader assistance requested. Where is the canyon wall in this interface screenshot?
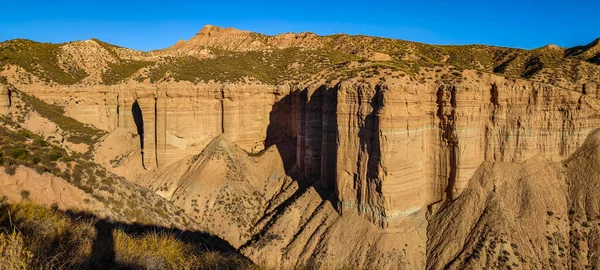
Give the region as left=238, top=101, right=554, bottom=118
left=11, top=70, right=600, bottom=227
left=335, top=73, right=600, bottom=226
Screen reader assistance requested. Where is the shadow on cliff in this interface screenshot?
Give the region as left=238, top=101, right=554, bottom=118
left=357, top=85, right=383, bottom=194
left=264, top=86, right=338, bottom=205
left=132, top=100, right=145, bottom=169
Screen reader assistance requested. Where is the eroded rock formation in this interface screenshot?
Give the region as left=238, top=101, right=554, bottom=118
left=3, top=26, right=600, bottom=268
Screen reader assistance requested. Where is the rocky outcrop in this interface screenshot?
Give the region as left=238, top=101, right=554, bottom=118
left=165, top=25, right=324, bottom=53
left=0, top=83, right=11, bottom=115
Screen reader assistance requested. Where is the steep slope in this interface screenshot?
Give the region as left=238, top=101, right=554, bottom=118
left=427, top=129, right=600, bottom=269
left=427, top=157, right=568, bottom=269
left=145, top=135, right=296, bottom=247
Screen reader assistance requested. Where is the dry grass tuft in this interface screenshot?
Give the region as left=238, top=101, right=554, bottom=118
left=0, top=230, right=34, bottom=269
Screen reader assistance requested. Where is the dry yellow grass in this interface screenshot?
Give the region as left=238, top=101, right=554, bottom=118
left=0, top=201, right=256, bottom=269
left=0, top=230, right=33, bottom=269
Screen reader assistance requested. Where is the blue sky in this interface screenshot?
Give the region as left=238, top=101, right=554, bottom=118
left=1, top=0, right=598, bottom=51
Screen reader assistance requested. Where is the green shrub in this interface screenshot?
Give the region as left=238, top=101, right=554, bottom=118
left=9, top=148, right=28, bottom=159
left=34, top=139, right=49, bottom=147
left=20, top=190, right=30, bottom=200
left=18, top=130, right=31, bottom=138
left=47, top=151, right=61, bottom=162
left=4, top=166, right=16, bottom=175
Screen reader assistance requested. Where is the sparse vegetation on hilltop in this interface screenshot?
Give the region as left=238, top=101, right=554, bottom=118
left=92, top=38, right=154, bottom=85
left=1, top=31, right=599, bottom=86
left=143, top=47, right=360, bottom=84
left=0, top=39, right=88, bottom=85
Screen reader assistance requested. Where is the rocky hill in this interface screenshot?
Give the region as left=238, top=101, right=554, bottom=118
left=1, top=25, right=600, bottom=269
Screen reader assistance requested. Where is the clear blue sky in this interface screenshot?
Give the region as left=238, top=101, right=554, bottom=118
left=1, top=0, right=598, bottom=51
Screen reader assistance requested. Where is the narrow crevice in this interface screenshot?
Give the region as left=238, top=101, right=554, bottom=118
left=131, top=100, right=145, bottom=170
left=220, top=88, right=225, bottom=134
left=320, top=85, right=338, bottom=190
left=436, top=85, right=459, bottom=201
left=366, top=85, right=383, bottom=182
left=490, top=83, right=499, bottom=123
left=154, top=97, right=159, bottom=168
left=7, top=88, right=11, bottom=108
left=490, top=83, right=499, bottom=105
left=115, top=94, right=120, bottom=128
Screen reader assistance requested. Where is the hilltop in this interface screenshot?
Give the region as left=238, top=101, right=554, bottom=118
left=0, top=25, right=599, bottom=88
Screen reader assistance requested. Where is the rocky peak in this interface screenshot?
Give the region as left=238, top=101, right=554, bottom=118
left=175, top=25, right=327, bottom=52
left=178, top=25, right=264, bottom=51
left=195, top=24, right=251, bottom=36
left=540, top=44, right=563, bottom=50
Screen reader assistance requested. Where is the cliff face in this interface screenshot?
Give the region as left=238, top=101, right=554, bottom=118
left=3, top=26, right=600, bottom=268
left=336, top=72, right=600, bottom=226
left=11, top=68, right=600, bottom=230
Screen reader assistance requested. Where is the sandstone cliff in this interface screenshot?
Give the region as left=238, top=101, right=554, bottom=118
left=1, top=26, right=600, bottom=268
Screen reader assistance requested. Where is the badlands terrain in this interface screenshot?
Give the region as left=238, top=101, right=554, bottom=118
left=1, top=25, right=600, bottom=269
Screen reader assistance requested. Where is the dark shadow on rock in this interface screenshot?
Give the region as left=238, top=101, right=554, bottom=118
left=263, top=85, right=338, bottom=205
left=357, top=84, right=384, bottom=195
left=588, top=53, right=600, bottom=65
left=131, top=100, right=145, bottom=169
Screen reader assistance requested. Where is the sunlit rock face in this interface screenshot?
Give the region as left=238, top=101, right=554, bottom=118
left=14, top=68, right=600, bottom=231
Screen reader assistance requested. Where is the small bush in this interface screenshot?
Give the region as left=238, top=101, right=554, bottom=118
left=18, top=130, right=31, bottom=138
left=20, top=190, right=30, bottom=201
left=34, top=139, right=49, bottom=147
left=8, top=148, right=28, bottom=159
left=31, top=156, right=41, bottom=164
left=4, top=166, right=16, bottom=175
left=47, top=151, right=61, bottom=162
left=583, top=221, right=591, bottom=228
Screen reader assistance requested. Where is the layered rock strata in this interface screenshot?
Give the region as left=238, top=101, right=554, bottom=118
left=10, top=69, right=600, bottom=228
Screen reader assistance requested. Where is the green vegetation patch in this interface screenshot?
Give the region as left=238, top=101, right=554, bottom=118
left=102, top=60, right=153, bottom=85
left=0, top=39, right=87, bottom=84
left=0, top=124, right=67, bottom=176
left=92, top=39, right=154, bottom=85
left=143, top=47, right=359, bottom=84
